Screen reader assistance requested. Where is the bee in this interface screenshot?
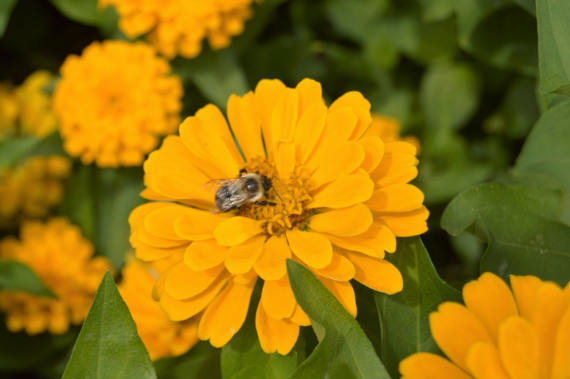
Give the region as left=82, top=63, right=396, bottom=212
left=203, top=169, right=277, bottom=213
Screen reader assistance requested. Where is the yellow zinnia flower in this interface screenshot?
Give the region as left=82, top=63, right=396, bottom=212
left=0, top=155, right=71, bottom=228
left=0, top=218, right=112, bottom=335
left=367, top=113, right=421, bottom=154
left=119, top=256, right=200, bottom=361
left=100, top=0, right=257, bottom=59
left=53, top=40, right=183, bottom=167
left=129, top=78, right=429, bottom=355
left=0, top=70, right=58, bottom=140
left=400, top=272, right=570, bottom=379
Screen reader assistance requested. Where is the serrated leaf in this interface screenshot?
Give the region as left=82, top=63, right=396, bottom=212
left=514, top=101, right=570, bottom=226
left=221, top=291, right=299, bottom=379
left=456, top=0, right=537, bottom=75
left=375, top=237, right=462, bottom=378
left=0, top=260, right=57, bottom=298
left=171, top=48, right=249, bottom=111
left=537, top=0, right=570, bottom=107
left=286, top=260, right=391, bottom=379
left=441, top=183, right=570, bottom=286
left=420, top=62, right=480, bottom=132
left=0, top=0, right=17, bottom=37
left=62, top=271, right=157, bottom=379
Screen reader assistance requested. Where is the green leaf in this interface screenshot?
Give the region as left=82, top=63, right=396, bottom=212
left=0, top=132, right=67, bottom=171
left=0, top=0, right=17, bottom=37
left=420, top=62, right=480, bottom=132
left=514, top=101, right=570, bottom=226
left=154, top=341, right=222, bottom=379
left=441, top=183, right=570, bottom=286
left=221, top=292, right=300, bottom=379
left=483, top=77, right=540, bottom=139
left=325, top=0, right=388, bottom=42
left=418, top=0, right=454, bottom=22
left=95, top=168, right=145, bottom=270
left=62, top=271, right=157, bottom=379
left=57, top=164, right=96, bottom=242
left=172, top=48, right=249, bottom=111
left=537, top=0, right=570, bottom=107
left=48, top=0, right=118, bottom=33
left=456, top=0, right=537, bottom=75
left=0, top=319, right=78, bottom=371
left=375, top=237, right=462, bottom=378
left=392, top=15, right=458, bottom=65
left=286, top=259, right=391, bottom=379
left=0, top=260, right=57, bottom=298
left=511, top=0, right=536, bottom=16
left=0, top=136, right=41, bottom=170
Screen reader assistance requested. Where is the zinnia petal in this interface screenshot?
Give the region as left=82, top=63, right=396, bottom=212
left=310, top=142, right=366, bottom=188
left=255, top=79, right=286, bottom=153
left=313, top=251, right=355, bottom=281
left=256, top=302, right=299, bottom=355
left=253, top=235, right=291, bottom=281
left=430, top=302, right=492, bottom=373
left=366, top=184, right=424, bottom=212
left=400, top=352, right=472, bottom=379
left=530, top=282, right=566, bottom=378
left=308, top=203, right=372, bottom=237
left=227, top=92, right=265, bottom=159
left=293, top=102, right=328, bottom=163
left=295, top=78, right=323, bottom=118
left=165, top=262, right=226, bottom=300
left=339, top=249, right=402, bottom=294
left=510, top=275, right=542, bottom=319
left=462, top=272, right=518, bottom=343
left=198, top=279, right=256, bottom=347
left=160, top=274, right=229, bottom=321
left=286, top=229, right=333, bottom=269
left=225, top=235, right=265, bottom=275
left=184, top=239, right=229, bottom=271
left=179, top=116, right=241, bottom=178
left=270, top=88, right=298, bottom=150
left=357, top=136, right=384, bottom=174
left=319, top=276, right=356, bottom=317
left=466, top=342, right=511, bottom=379
left=553, top=307, right=570, bottom=379
left=308, top=175, right=374, bottom=209
left=498, top=316, right=540, bottom=379
left=323, top=222, right=396, bottom=258
left=375, top=207, right=429, bottom=237
left=214, top=217, right=263, bottom=246
left=261, top=275, right=296, bottom=320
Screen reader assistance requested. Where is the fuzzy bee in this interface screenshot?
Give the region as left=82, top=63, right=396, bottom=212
left=202, top=169, right=277, bottom=213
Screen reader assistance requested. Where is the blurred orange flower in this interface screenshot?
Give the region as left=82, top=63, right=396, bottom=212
left=119, top=256, right=200, bottom=361
left=366, top=113, right=421, bottom=154
left=53, top=40, right=182, bottom=167
left=100, top=0, right=258, bottom=59
left=0, top=155, right=71, bottom=228
left=400, top=272, right=570, bottom=379
left=0, top=70, right=58, bottom=140
left=0, top=218, right=112, bottom=335
left=129, top=78, right=428, bottom=355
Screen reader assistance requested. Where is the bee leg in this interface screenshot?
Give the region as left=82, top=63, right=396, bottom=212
left=255, top=201, right=277, bottom=206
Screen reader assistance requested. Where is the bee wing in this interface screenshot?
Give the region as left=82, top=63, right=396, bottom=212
left=202, top=178, right=237, bottom=194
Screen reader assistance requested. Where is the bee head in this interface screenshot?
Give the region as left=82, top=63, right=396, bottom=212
left=261, top=175, right=273, bottom=191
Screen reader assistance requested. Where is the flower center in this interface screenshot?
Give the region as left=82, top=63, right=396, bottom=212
left=237, top=156, right=314, bottom=237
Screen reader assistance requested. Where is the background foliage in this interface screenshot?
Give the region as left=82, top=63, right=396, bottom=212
left=1, top=0, right=569, bottom=378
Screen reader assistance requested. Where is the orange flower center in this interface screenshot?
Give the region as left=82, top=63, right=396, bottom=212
left=238, top=156, right=314, bottom=237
